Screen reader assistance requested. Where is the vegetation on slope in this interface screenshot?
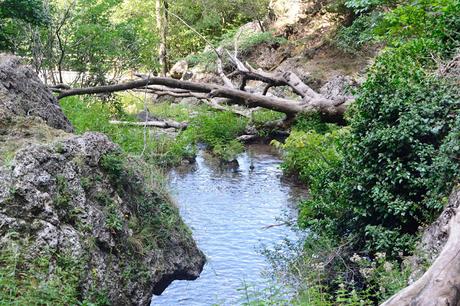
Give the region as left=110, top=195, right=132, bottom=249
left=267, top=0, right=460, bottom=303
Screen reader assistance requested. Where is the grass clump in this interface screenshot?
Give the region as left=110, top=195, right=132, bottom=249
left=185, top=111, right=248, bottom=161
left=54, top=175, right=72, bottom=209
left=60, top=95, right=251, bottom=164
left=0, top=240, right=84, bottom=305
left=250, top=109, right=285, bottom=126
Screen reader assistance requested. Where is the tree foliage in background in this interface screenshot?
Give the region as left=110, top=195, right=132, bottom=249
left=0, top=0, right=48, bottom=50
left=0, top=0, right=270, bottom=85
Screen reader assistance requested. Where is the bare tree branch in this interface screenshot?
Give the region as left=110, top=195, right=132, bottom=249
left=110, top=119, right=187, bottom=129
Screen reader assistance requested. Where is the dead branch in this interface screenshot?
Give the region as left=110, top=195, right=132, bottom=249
left=109, top=119, right=187, bottom=129
left=56, top=47, right=353, bottom=124
left=216, top=48, right=235, bottom=88
left=237, top=134, right=259, bottom=142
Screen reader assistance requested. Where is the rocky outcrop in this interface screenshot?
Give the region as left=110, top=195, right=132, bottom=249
left=0, top=54, right=73, bottom=132
left=0, top=56, right=205, bottom=305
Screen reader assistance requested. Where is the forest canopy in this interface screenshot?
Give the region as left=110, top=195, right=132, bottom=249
left=1, top=0, right=270, bottom=85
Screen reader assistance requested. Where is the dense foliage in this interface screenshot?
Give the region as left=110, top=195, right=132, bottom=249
left=283, top=0, right=460, bottom=257
left=273, top=0, right=460, bottom=301
left=0, top=0, right=48, bottom=50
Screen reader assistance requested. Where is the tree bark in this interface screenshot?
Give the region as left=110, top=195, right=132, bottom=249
left=381, top=188, right=460, bottom=306
left=156, top=0, right=168, bottom=76
left=110, top=119, right=187, bottom=129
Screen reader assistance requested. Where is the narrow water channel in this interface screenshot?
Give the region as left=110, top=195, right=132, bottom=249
left=151, top=144, right=306, bottom=305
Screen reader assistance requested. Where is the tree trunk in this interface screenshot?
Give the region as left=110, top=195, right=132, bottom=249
left=381, top=188, right=460, bottom=306
left=156, top=0, right=168, bottom=76
left=55, top=52, right=354, bottom=124
left=56, top=75, right=350, bottom=123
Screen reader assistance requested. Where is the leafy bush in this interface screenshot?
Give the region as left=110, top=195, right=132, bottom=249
left=297, top=41, right=460, bottom=259
left=376, top=0, right=460, bottom=47
left=274, top=129, right=346, bottom=184
left=335, top=12, right=382, bottom=53
left=185, top=111, right=248, bottom=160
left=345, top=0, right=388, bottom=13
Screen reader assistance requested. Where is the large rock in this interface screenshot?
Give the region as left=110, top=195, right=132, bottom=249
left=0, top=57, right=205, bottom=305
left=169, top=60, right=188, bottom=79
left=0, top=55, right=73, bottom=132
left=0, top=118, right=205, bottom=305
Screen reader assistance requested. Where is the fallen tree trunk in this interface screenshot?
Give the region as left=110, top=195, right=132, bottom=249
left=381, top=188, right=460, bottom=306
left=57, top=77, right=304, bottom=113
left=109, top=119, right=187, bottom=129
left=56, top=76, right=349, bottom=123
left=56, top=48, right=354, bottom=124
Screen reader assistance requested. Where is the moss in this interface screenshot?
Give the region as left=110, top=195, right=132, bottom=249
left=100, top=153, right=124, bottom=181
left=0, top=117, right=68, bottom=167
left=105, top=202, right=124, bottom=232
left=80, top=176, right=93, bottom=191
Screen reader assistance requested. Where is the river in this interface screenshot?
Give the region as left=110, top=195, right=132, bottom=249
left=151, top=144, right=306, bottom=305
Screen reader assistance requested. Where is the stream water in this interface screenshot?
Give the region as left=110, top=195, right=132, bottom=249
left=151, top=144, right=306, bottom=305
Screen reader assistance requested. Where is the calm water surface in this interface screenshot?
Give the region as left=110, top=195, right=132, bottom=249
left=151, top=144, right=306, bottom=306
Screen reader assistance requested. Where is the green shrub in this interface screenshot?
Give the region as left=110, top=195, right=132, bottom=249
left=296, top=40, right=460, bottom=258
left=186, top=111, right=248, bottom=160
left=294, top=0, right=460, bottom=258
left=344, top=0, right=389, bottom=13
left=344, top=39, right=460, bottom=253
left=274, top=129, right=346, bottom=184
left=376, top=0, right=460, bottom=48
left=335, top=12, right=382, bottom=53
